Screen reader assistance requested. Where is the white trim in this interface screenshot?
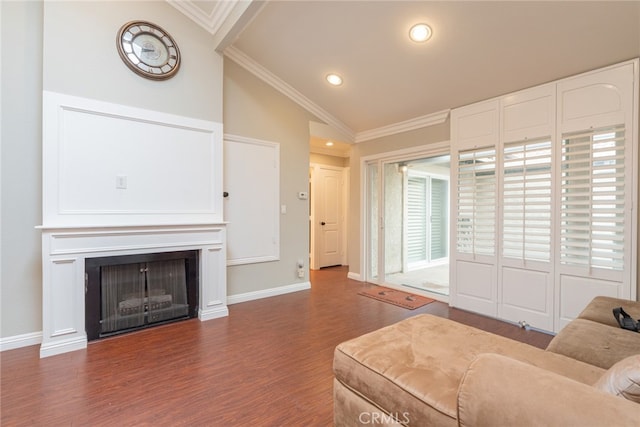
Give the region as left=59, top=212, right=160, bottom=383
left=347, top=271, right=362, bottom=281
left=223, top=134, right=280, bottom=266
left=309, top=163, right=348, bottom=270
left=167, top=0, right=237, bottom=36
left=355, top=110, right=451, bottom=143
left=224, top=48, right=452, bottom=144
left=227, top=282, right=311, bottom=305
left=224, top=46, right=355, bottom=142
left=0, top=331, right=43, bottom=352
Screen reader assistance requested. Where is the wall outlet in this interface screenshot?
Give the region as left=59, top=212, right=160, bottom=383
left=116, top=175, right=127, bottom=189
left=297, top=268, right=305, bottom=278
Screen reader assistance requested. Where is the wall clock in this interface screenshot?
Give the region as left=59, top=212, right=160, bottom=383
left=116, top=21, right=181, bottom=80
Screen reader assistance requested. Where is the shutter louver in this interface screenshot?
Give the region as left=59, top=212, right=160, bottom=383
left=502, top=138, right=552, bottom=262
left=457, top=148, right=496, bottom=256
left=560, top=125, right=626, bottom=270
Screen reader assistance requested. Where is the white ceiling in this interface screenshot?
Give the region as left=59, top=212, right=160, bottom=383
left=172, top=1, right=640, bottom=146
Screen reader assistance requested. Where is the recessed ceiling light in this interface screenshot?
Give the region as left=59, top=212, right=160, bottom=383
left=409, top=23, right=432, bottom=43
left=326, top=74, right=343, bottom=86
left=326, top=141, right=334, bottom=147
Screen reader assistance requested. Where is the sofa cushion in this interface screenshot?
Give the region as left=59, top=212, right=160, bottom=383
left=594, top=355, right=640, bottom=403
left=547, top=318, right=640, bottom=369
left=334, top=314, right=603, bottom=426
left=578, top=296, right=640, bottom=328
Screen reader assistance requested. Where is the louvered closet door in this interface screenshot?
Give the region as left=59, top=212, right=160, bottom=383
left=556, top=63, right=636, bottom=329
left=499, top=84, right=555, bottom=331
left=451, top=99, right=499, bottom=317
left=500, top=138, right=553, bottom=329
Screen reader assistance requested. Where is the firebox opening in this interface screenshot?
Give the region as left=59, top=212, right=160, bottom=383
left=85, top=250, right=198, bottom=341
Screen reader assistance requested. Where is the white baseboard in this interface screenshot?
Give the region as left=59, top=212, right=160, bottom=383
left=2, top=282, right=312, bottom=352
left=227, top=281, right=311, bottom=305
left=347, top=271, right=362, bottom=281
left=1, top=331, right=42, bottom=352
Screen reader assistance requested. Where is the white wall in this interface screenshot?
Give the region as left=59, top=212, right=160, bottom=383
left=1, top=0, right=224, bottom=340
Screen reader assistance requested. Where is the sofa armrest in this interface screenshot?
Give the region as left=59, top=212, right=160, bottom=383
left=457, top=354, right=639, bottom=427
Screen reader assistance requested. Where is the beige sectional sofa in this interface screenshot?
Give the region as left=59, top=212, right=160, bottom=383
left=333, top=296, right=640, bottom=426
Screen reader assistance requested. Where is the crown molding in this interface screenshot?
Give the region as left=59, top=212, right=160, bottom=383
left=310, top=145, right=350, bottom=158
left=167, top=0, right=237, bottom=36
left=224, top=46, right=356, bottom=142
left=355, top=109, right=451, bottom=143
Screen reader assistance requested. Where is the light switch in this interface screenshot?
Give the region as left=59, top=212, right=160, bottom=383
left=281, top=204, right=287, bottom=214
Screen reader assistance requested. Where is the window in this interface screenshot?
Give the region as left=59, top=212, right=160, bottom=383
left=560, top=125, right=626, bottom=270
left=502, top=138, right=552, bottom=262
left=457, top=148, right=496, bottom=256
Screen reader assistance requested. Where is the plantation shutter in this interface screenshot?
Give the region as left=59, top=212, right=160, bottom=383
left=407, top=176, right=427, bottom=263
left=502, top=138, right=552, bottom=262
left=457, top=148, right=496, bottom=256
left=560, top=125, right=626, bottom=271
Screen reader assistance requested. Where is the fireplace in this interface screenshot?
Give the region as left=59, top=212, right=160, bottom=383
left=40, top=92, right=227, bottom=357
left=85, top=251, right=199, bottom=340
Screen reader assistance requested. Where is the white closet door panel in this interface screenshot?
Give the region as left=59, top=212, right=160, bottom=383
left=557, top=274, right=622, bottom=330
left=558, top=63, right=634, bottom=133
left=454, top=260, right=497, bottom=317
left=502, top=84, right=555, bottom=142
left=500, top=267, right=552, bottom=331
left=451, top=99, right=499, bottom=150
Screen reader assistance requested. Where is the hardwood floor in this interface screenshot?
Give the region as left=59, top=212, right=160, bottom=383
left=1, top=266, right=552, bottom=426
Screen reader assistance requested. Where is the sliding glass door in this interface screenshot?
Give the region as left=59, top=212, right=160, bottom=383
left=365, top=153, right=451, bottom=296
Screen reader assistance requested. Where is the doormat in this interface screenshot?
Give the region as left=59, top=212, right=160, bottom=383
left=358, top=286, right=435, bottom=310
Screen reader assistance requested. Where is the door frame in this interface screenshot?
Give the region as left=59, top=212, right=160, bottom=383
left=359, top=141, right=450, bottom=292
left=309, top=163, right=349, bottom=270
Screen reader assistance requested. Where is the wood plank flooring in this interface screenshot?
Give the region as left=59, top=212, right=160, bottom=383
left=1, top=266, right=552, bottom=426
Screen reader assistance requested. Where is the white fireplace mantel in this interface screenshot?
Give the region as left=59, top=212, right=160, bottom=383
left=39, top=223, right=228, bottom=358
left=39, top=92, right=228, bottom=358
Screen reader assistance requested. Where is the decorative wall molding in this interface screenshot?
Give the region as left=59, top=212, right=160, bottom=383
left=355, top=109, right=451, bottom=143
left=42, top=91, right=223, bottom=228
left=224, top=134, right=280, bottom=266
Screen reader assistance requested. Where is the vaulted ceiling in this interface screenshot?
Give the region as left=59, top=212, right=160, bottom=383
left=170, top=1, right=640, bottom=147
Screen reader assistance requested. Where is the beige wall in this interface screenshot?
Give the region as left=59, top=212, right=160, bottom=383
left=224, top=59, right=317, bottom=296
left=310, top=152, right=349, bottom=168
left=43, top=1, right=222, bottom=121
left=1, top=0, right=44, bottom=338
left=0, top=0, right=224, bottom=339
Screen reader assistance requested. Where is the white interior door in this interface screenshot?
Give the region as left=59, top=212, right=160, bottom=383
left=317, top=166, right=343, bottom=268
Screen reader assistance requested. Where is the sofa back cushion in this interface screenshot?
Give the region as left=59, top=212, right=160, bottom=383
left=594, top=355, right=640, bottom=403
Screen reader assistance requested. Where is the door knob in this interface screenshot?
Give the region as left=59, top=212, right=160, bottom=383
left=321, top=221, right=326, bottom=226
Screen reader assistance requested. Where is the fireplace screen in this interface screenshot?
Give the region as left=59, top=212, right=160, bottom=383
left=101, top=259, right=189, bottom=334
left=85, top=251, right=198, bottom=340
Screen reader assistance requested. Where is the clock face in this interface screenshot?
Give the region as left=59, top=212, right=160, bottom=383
left=117, top=21, right=180, bottom=80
